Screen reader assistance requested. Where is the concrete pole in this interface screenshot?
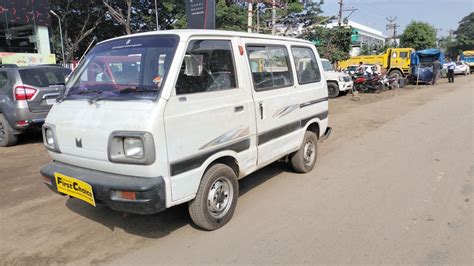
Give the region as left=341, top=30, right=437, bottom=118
left=50, top=10, right=65, bottom=66
left=247, top=2, right=253, bottom=33
left=271, top=0, right=276, bottom=35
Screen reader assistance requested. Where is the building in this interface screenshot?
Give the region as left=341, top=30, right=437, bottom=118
left=326, top=20, right=387, bottom=56
left=0, top=0, right=55, bottom=65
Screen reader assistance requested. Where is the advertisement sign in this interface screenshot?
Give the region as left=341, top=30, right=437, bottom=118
left=0, top=53, right=56, bottom=66
left=185, top=0, right=215, bottom=29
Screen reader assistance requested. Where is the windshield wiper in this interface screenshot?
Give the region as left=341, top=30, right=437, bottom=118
left=119, top=87, right=159, bottom=94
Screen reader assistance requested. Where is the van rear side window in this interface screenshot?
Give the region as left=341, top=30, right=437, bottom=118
left=176, top=40, right=237, bottom=95
left=291, top=46, right=321, bottom=84
left=247, top=45, right=293, bottom=91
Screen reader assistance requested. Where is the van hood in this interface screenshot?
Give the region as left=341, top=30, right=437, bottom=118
left=45, top=99, right=158, bottom=164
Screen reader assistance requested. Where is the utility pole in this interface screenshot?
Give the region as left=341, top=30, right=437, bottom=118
left=271, top=0, right=276, bottom=35
left=247, top=1, right=253, bottom=33
left=386, top=16, right=399, bottom=46
left=338, top=0, right=357, bottom=26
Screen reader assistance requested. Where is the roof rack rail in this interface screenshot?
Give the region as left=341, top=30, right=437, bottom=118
left=0, top=64, right=18, bottom=68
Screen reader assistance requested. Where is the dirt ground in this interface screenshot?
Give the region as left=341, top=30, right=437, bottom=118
left=0, top=75, right=472, bottom=264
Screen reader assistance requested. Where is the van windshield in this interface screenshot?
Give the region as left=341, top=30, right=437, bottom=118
left=64, top=35, right=178, bottom=102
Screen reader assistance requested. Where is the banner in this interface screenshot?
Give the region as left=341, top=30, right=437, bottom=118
left=0, top=53, right=56, bottom=66
left=185, top=0, right=215, bottom=29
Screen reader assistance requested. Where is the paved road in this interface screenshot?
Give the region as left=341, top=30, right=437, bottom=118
left=117, top=80, right=473, bottom=264
left=0, top=76, right=472, bottom=264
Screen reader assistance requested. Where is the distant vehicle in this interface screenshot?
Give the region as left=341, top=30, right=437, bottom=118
left=410, top=48, right=444, bottom=84
left=339, top=48, right=414, bottom=81
left=0, top=64, right=71, bottom=147
left=344, top=64, right=375, bottom=76
left=460, top=50, right=474, bottom=73
left=452, top=61, right=470, bottom=75
left=321, top=58, right=352, bottom=98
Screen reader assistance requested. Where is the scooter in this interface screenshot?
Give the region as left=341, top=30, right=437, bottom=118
left=381, top=75, right=398, bottom=90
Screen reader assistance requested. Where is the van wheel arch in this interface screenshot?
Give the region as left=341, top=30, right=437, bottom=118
left=206, top=156, right=240, bottom=178
left=306, top=122, right=320, bottom=139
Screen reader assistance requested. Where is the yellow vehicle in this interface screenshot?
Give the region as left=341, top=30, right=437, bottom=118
left=339, top=48, right=414, bottom=80
left=461, top=50, right=474, bottom=73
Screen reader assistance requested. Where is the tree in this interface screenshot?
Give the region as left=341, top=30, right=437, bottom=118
left=454, top=12, right=474, bottom=51
left=301, top=26, right=352, bottom=63
left=400, top=21, right=437, bottom=50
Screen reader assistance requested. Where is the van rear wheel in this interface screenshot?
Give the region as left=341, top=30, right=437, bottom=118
left=188, top=163, right=238, bottom=231
left=291, top=131, right=318, bottom=173
left=0, top=114, right=18, bottom=147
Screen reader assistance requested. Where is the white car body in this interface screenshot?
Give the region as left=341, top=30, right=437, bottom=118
left=321, top=59, right=353, bottom=93
left=40, top=30, right=331, bottom=228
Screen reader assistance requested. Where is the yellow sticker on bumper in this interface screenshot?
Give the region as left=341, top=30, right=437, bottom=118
left=54, top=173, right=96, bottom=207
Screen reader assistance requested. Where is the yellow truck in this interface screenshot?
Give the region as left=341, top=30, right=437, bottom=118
left=339, top=48, right=414, bottom=80
left=461, top=50, right=474, bottom=73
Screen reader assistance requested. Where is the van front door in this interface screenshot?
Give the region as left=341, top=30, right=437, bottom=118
left=164, top=38, right=255, bottom=202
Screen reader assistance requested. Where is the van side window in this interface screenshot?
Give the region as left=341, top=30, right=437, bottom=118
left=291, top=46, right=321, bottom=84
left=247, top=45, right=293, bottom=91
left=176, top=40, right=237, bottom=95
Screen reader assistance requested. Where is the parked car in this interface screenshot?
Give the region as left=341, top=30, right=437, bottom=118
left=40, top=30, right=332, bottom=231
left=0, top=64, right=71, bottom=147
left=321, top=58, right=352, bottom=98
left=452, top=61, right=470, bottom=75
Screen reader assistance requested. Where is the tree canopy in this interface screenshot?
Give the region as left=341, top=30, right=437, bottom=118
left=400, top=21, right=437, bottom=51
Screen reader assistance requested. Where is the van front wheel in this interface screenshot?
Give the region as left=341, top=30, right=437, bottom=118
left=188, top=164, right=238, bottom=231
left=291, top=131, right=318, bottom=173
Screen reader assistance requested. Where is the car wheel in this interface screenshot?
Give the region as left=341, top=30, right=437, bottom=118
left=188, top=163, right=238, bottom=231
left=290, top=131, right=318, bottom=173
left=327, top=82, right=339, bottom=98
left=0, top=114, right=18, bottom=147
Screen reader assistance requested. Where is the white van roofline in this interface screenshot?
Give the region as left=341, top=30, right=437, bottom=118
left=96, top=29, right=313, bottom=46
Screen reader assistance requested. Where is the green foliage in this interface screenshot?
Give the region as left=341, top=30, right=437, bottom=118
left=454, top=12, right=474, bottom=51
left=301, top=26, right=352, bottom=63
left=358, top=42, right=389, bottom=56
left=216, top=0, right=247, bottom=31
left=400, top=21, right=437, bottom=50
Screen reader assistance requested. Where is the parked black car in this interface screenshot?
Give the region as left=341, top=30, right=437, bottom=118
left=0, top=64, right=71, bottom=147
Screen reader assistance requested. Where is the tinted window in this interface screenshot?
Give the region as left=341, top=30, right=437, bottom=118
left=176, top=40, right=237, bottom=95
left=399, top=52, right=408, bottom=58
left=247, top=45, right=293, bottom=91
left=19, top=68, right=71, bottom=87
left=0, top=71, right=7, bottom=88
left=292, top=47, right=321, bottom=84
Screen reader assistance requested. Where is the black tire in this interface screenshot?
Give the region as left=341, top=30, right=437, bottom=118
left=388, top=69, right=403, bottom=82
left=327, top=82, right=340, bottom=99
left=188, top=163, right=238, bottom=231
left=0, top=114, right=18, bottom=147
left=291, top=131, right=318, bottom=173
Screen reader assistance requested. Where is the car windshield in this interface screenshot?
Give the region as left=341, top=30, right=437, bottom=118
left=64, top=35, right=178, bottom=101
left=322, top=60, right=333, bottom=71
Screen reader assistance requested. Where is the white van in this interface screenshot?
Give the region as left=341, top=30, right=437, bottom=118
left=40, top=30, right=331, bottom=230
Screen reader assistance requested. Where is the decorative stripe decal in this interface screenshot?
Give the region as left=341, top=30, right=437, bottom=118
left=257, top=111, right=328, bottom=146
left=170, top=138, right=250, bottom=176
left=273, top=104, right=300, bottom=118
left=199, top=126, right=250, bottom=150
left=300, top=97, right=329, bottom=108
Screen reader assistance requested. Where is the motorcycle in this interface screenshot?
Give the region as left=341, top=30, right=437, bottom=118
left=353, top=72, right=383, bottom=93
left=380, top=75, right=398, bottom=90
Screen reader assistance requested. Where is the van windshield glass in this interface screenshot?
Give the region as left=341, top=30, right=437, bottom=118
left=64, top=35, right=178, bottom=101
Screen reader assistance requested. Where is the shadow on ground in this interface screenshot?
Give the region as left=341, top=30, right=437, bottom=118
left=65, top=161, right=288, bottom=237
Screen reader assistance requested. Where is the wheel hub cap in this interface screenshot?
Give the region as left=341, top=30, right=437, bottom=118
left=303, top=141, right=315, bottom=166
left=207, top=177, right=233, bottom=218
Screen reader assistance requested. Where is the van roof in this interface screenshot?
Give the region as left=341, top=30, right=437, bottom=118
left=97, top=29, right=313, bottom=46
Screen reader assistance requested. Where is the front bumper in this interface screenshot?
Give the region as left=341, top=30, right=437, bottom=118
left=40, top=161, right=166, bottom=215
left=338, top=81, right=353, bottom=92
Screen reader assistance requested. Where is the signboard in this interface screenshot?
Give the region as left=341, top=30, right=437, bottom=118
left=0, top=0, right=50, bottom=26
left=185, top=0, right=215, bottom=29
left=0, top=53, right=56, bottom=66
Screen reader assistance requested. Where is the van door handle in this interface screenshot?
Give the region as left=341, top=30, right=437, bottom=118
left=259, top=102, right=264, bottom=119
left=234, top=105, right=244, bottom=112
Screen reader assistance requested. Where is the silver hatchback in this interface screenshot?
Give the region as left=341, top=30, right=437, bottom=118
left=0, top=64, right=71, bottom=147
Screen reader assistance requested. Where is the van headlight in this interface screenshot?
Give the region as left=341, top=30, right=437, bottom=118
left=42, top=124, right=61, bottom=153
left=108, top=131, right=155, bottom=165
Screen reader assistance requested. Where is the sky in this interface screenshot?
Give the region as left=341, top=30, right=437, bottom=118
left=321, top=0, right=474, bottom=37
